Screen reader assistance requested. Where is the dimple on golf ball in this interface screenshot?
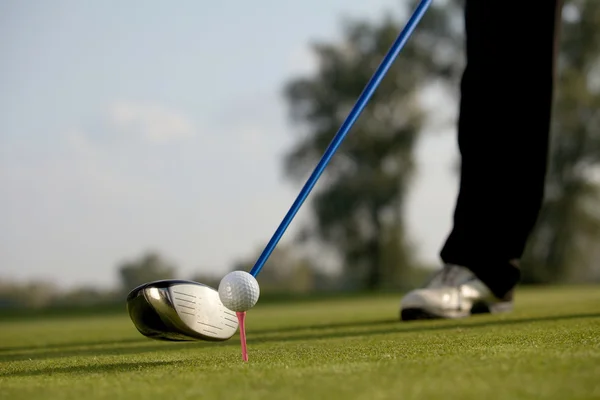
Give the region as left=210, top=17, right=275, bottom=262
left=218, top=271, right=260, bottom=312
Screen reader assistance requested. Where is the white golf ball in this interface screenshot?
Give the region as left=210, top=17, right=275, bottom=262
left=218, top=271, right=260, bottom=312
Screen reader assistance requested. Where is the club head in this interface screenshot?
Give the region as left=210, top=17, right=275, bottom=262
left=126, top=279, right=238, bottom=342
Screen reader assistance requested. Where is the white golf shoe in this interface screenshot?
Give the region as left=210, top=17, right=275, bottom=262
left=400, top=264, right=514, bottom=321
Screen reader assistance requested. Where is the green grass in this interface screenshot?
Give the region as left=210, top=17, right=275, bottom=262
left=1, top=286, right=599, bottom=400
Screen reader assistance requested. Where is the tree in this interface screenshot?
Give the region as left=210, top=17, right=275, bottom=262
left=282, top=0, right=463, bottom=290
left=0, top=279, right=59, bottom=309
left=521, top=0, right=600, bottom=283
left=118, top=251, right=178, bottom=293
left=232, top=244, right=333, bottom=293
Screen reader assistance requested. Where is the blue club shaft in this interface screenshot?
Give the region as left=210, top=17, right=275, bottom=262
left=250, top=0, right=432, bottom=277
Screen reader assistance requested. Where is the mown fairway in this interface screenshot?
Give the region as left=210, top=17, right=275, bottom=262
left=1, top=286, right=599, bottom=400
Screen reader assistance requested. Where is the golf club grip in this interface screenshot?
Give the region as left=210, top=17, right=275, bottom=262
left=250, top=0, right=432, bottom=278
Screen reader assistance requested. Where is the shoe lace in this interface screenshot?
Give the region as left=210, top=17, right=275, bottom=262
left=441, top=265, right=462, bottom=285
left=427, top=264, right=467, bottom=287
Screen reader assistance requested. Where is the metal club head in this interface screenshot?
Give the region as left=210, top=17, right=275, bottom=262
left=126, top=279, right=238, bottom=342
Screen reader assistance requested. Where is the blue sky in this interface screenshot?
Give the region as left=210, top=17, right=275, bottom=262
left=0, top=0, right=459, bottom=289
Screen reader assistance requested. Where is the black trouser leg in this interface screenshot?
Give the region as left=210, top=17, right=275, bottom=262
left=440, top=0, right=563, bottom=298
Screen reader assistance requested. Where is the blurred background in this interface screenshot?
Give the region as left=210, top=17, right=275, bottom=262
left=1, top=0, right=599, bottom=312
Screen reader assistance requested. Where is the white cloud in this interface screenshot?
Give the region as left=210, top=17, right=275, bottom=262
left=286, top=46, right=318, bottom=76
left=108, top=100, right=196, bottom=143
left=0, top=94, right=302, bottom=289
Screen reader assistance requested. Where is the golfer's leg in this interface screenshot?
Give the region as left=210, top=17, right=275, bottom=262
left=440, top=0, right=563, bottom=299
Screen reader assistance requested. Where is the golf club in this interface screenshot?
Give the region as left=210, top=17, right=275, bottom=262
left=127, top=280, right=238, bottom=341
left=127, top=0, right=432, bottom=342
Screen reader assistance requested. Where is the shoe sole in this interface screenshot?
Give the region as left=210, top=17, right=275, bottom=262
left=401, top=308, right=470, bottom=320
left=401, top=301, right=513, bottom=321
left=401, top=308, right=450, bottom=321
left=471, top=300, right=514, bottom=314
